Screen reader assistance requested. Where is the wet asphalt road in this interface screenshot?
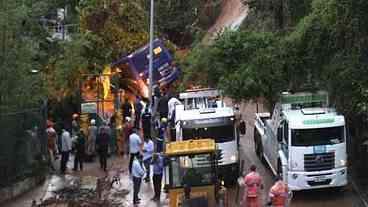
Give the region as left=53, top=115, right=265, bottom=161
left=234, top=102, right=364, bottom=207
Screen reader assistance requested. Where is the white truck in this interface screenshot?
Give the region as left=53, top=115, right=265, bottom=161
left=254, top=91, right=348, bottom=191
left=174, top=88, right=243, bottom=186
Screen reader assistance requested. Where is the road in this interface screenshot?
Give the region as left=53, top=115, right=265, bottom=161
left=234, top=101, right=364, bottom=207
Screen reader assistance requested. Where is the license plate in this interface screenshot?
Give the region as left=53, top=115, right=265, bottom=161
left=314, top=176, right=326, bottom=182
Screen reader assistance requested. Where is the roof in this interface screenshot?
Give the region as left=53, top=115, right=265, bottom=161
left=179, top=89, right=220, bottom=99
left=282, top=108, right=345, bottom=129
left=165, top=139, right=216, bottom=156
left=177, top=107, right=234, bottom=121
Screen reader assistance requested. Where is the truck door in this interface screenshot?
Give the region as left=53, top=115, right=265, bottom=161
left=278, top=121, right=289, bottom=176
left=263, top=125, right=277, bottom=167
left=271, top=120, right=287, bottom=171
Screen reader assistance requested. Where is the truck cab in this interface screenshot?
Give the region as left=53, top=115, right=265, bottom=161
left=254, top=91, right=348, bottom=191
left=164, top=139, right=218, bottom=207
left=175, top=89, right=240, bottom=186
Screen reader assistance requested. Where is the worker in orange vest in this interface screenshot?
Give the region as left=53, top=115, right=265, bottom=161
left=268, top=176, right=289, bottom=207
left=243, top=165, right=263, bottom=207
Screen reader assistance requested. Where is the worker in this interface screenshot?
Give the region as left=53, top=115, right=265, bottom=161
left=71, top=113, right=80, bottom=137
left=141, top=106, right=152, bottom=139
left=155, top=118, right=168, bottom=152
left=132, top=154, right=145, bottom=205
left=268, top=176, right=289, bottom=207
left=87, top=119, right=98, bottom=160
left=123, top=117, right=133, bottom=156
left=243, top=165, right=263, bottom=207
left=129, top=128, right=142, bottom=174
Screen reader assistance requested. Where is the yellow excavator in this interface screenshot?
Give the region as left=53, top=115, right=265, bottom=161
left=164, top=139, right=219, bottom=207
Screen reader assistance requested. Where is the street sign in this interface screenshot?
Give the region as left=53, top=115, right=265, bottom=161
left=81, top=102, right=97, bottom=114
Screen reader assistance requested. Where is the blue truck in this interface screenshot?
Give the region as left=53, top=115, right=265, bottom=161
left=112, top=39, right=181, bottom=88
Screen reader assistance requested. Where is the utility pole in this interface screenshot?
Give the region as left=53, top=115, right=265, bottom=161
left=148, top=0, right=154, bottom=109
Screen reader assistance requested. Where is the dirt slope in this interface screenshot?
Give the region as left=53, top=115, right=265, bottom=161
left=203, top=0, right=248, bottom=44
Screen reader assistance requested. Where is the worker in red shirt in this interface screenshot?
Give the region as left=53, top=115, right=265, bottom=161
left=268, top=176, right=289, bottom=207
left=243, top=165, right=263, bottom=207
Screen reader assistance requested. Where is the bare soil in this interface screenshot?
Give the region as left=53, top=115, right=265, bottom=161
left=203, top=0, right=249, bottom=44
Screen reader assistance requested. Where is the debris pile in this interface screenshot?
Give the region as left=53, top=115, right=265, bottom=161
left=36, top=173, right=129, bottom=207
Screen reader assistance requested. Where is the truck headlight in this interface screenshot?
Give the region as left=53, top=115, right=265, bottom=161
left=339, top=159, right=346, bottom=167
left=230, top=155, right=237, bottom=162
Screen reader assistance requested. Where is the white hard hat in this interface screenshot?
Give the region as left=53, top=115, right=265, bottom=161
left=125, top=117, right=131, bottom=122
left=90, top=119, right=96, bottom=125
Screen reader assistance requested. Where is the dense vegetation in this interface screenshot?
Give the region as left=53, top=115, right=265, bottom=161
left=0, top=0, right=220, bottom=113
left=184, top=0, right=368, bottom=118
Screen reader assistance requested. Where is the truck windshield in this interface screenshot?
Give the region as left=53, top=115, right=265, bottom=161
left=170, top=154, right=214, bottom=188
left=291, top=126, right=345, bottom=146
left=182, top=125, right=235, bottom=143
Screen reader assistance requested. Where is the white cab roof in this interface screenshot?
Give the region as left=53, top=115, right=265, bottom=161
left=283, top=108, right=345, bottom=129
left=176, top=106, right=234, bottom=121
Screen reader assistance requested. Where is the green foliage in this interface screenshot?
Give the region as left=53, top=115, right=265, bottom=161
left=187, top=0, right=368, bottom=114
left=183, top=30, right=285, bottom=106
left=80, top=0, right=149, bottom=61
left=143, top=0, right=222, bottom=46
left=0, top=0, right=52, bottom=111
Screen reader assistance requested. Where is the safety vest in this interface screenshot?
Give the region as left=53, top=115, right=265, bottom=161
left=270, top=181, right=288, bottom=206
left=244, top=172, right=262, bottom=198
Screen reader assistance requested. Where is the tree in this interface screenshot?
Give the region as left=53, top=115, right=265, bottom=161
left=0, top=0, right=53, bottom=112
left=183, top=30, right=286, bottom=108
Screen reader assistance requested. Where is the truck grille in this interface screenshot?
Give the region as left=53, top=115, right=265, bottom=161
left=304, top=152, right=335, bottom=172
left=307, top=179, right=332, bottom=186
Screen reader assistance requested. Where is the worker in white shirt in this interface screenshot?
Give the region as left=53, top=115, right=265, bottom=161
left=129, top=128, right=142, bottom=174
left=132, top=154, right=145, bottom=205
left=168, top=94, right=181, bottom=126
left=60, top=129, right=72, bottom=174
left=142, top=137, right=154, bottom=182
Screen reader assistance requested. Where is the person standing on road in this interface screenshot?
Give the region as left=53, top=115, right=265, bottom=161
left=123, top=117, right=133, bottom=156
left=134, top=96, right=143, bottom=129
left=168, top=94, right=181, bottom=140
left=157, top=91, right=169, bottom=119
left=87, top=119, right=98, bottom=159
left=96, top=127, right=110, bottom=171
left=122, top=99, right=132, bottom=122
left=46, top=121, right=58, bottom=171
left=60, top=129, right=72, bottom=174
left=141, top=107, right=152, bottom=139
left=142, top=137, right=154, bottom=182
left=268, top=176, right=289, bottom=207
left=129, top=128, right=142, bottom=174
left=73, top=130, right=86, bottom=171
left=243, top=165, right=263, bottom=207
left=71, top=113, right=80, bottom=137
left=151, top=153, right=164, bottom=201
left=132, top=154, right=145, bottom=205
left=155, top=118, right=168, bottom=152
left=168, top=94, right=181, bottom=126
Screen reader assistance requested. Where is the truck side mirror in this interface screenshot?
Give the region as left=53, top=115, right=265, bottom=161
left=277, top=127, right=283, bottom=142
left=239, top=120, right=246, bottom=135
